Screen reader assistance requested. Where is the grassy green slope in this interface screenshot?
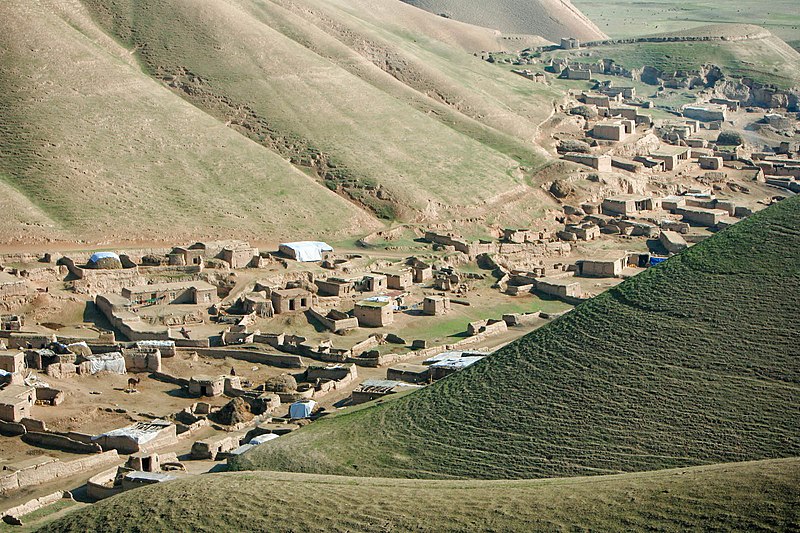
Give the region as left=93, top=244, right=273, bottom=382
left=232, top=196, right=800, bottom=479
left=0, top=0, right=378, bottom=243
left=46, top=458, right=800, bottom=532
left=80, top=0, right=558, bottom=224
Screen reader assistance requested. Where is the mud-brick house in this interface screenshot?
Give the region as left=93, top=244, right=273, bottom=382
left=423, top=296, right=450, bottom=316
left=0, top=385, right=35, bottom=422
left=0, top=350, right=24, bottom=374
left=270, top=288, right=315, bottom=314
left=122, top=281, right=218, bottom=306
left=354, top=299, right=393, bottom=327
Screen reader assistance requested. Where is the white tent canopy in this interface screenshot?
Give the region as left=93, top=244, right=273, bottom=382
left=250, top=433, right=280, bottom=445
left=278, top=241, right=333, bottom=262
left=289, top=399, right=317, bottom=419
left=86, top=352, right=126, bottom=375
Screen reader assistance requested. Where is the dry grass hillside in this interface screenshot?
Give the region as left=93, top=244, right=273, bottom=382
left=232, top=196, right=800, bottom=479
left=0, top=0, right=565, bottom=245
left=0, top=0, right=379, bottom=244
left=45, top=458, right=800, bottom=532
left=401, top=0, right=607, bottom=42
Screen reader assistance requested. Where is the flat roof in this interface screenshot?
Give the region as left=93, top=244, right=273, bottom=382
left=685, top=104, right=727, bottom=111
left=430, top=356, right=485, bottom=370
left=191, top=375, right=225, bottom=383
left=272, top=288, right=312, bottom=297
left=358, top=379, right=420, bottom=389
left=373, top=270, right=410, bottom=277
left=678, top=206, right=728, bottom=214
left=651, top=145, right=690, bottom=156
left=98, top=293, right=131, bottom=306
left=423, top=351, right=491, bottom=364
left=579, top=250, right=628, bottom=262
left=389, top=363, right=429, bottom=373
left=124, top=280, right=216, bottom=293
left=0, top=385, right=34, bottom=400
left=356, top=300, right=390, bottom=308
left=604, top=194, right=653, bottom=202
left=537, top=277, right=579, bottom=287
left=125, top=471, right=177, bottom=482
left=0, top=272, right=23, bottom=284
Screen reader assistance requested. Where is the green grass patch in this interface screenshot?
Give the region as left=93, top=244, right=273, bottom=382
left=44, top=458, right=800, bottom=532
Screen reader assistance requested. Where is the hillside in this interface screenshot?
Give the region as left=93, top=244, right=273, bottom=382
left=400, top=0, right=607, bottom=43
left=231, top=196, right=800, bottom=479
left=0, top=0, right=564, bottom=244
left=589, top=24, right=800, bottom=89
left=45, top=458, right=800, bottom=532
left=573, top=0, right=800, bottom=46
left=0, top=0, right=380, bottom=244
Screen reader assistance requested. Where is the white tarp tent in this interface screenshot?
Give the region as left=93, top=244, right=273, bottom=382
left=278, top=241, right=333, bottom=262
left=289, top=399, right=317, bottom=419
left=89, top=251, right=120, bottom=263
left=250, top=433, right=280, bottom=445
left=87, top=352, right=126, bottom=375
left=93, top=419, right=171, bottom=444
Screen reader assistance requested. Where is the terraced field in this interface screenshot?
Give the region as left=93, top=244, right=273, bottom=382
left=45, top=458, right=800, bottom=532
left=231, top=196, right=800, bottom=479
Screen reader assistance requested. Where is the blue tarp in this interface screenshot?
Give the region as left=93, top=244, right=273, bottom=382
left=288, top=400, right=317, bottom=419
left=89, top=252, right=120, bottom=263
left=649, top=256, right=668, bottom=266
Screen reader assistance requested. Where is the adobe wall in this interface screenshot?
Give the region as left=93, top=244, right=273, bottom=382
left=94, top=426, right=177, bottom=455
left=350, top=336, right=380, bottom=357
left=35, top=387, right=65, bottom=406
left=2, top=490, right=65, bottom=521
left=123, top=348, right=162, bottom=373
left=0, top=420, right=26, bottom=437
left=1, top=451, right=120, bottom=495
left=139, top=426, right=179, bottom=455
left=22, top=432, right=103, bottom=454
left=20, top=418, right=46, bottom=433
left=1, top=332, right=56, bottom=349
left=87, top=467, right=124, bottom=500
left=181, top=348, right=303, bottom=368
left=191, top=434, right=239, bottom=460
left=307, top=308, right=359, bottom=333
left=150, top=371, right=190, bottom=388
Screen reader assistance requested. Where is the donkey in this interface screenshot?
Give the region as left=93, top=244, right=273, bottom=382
left=127, top=377, right=141, bottom=393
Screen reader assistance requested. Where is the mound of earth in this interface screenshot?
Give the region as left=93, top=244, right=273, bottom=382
left=230, top=197, right=800, bottom=479
left=211, top=397, right=253, bottom=426
left=400, top=0, right=607, bottom=42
